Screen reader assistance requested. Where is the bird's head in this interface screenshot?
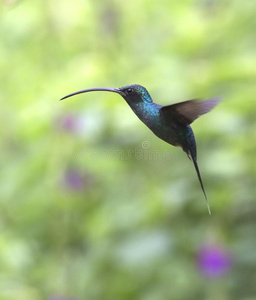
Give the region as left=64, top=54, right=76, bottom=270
left=118, top=84, right=152, bottom=104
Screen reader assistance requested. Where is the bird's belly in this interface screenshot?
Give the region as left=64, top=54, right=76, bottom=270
left=139, top=110, right=186, bottom=148
left=147, top=122, right=182, bottom=147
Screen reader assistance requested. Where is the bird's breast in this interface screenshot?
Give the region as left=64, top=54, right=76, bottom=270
left=130, top=103, right=184, bottom=147
left=144, top=115, right=185, bottom=147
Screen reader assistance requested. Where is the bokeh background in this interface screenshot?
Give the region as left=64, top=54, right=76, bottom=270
left=1, top=0, right=256, bottom=299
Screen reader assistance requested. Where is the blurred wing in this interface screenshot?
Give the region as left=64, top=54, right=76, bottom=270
left=160, top=97, right=222, bottom=126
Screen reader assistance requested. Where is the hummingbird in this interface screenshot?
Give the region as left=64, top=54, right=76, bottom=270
left=61, top=84, right=221, bottom=215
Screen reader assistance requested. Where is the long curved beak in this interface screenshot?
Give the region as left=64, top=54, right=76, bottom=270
left=60, top=87, right=123, bottom=101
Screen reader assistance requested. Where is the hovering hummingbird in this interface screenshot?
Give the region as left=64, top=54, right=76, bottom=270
left=61, top=84, right=221, bottom=215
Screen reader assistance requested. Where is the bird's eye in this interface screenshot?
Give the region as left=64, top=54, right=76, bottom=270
left=127, top=88, right=133, bottom=93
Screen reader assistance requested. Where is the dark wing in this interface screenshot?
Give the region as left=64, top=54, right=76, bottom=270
left=160, top=97, right=222, bottom=126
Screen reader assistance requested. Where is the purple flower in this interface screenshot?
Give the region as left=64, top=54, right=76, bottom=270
left=57, top=114, right=83, bottom=134
left=62, top=168, right=93, bottom=192
left=64, top=170, right=84, bottom=190
left=61, top=114, right=78, bottom=132
left=197, top=244, right=232, bottom=278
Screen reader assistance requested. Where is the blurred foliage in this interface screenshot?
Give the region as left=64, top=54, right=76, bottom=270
left=1, top=0, right=256, bottom=299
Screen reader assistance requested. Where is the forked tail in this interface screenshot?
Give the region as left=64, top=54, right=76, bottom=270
left=185, top=127, right=211, bottom=215
left=190, top=154, right=211, bottom=215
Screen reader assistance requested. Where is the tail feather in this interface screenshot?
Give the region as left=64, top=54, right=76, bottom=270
left=184, top=126, right=211, bottom=215
left=190, top=153, right=211, bottom=215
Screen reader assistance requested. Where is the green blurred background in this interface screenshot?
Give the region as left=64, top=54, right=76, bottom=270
left=1, top=0, right=256, bottom=299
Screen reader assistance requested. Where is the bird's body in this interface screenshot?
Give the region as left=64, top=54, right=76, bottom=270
left=61, top=84, right=221, bottom=214
left=114, top=86, right=189, bottom=148
left=130, top=101, right=186, bottom=147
